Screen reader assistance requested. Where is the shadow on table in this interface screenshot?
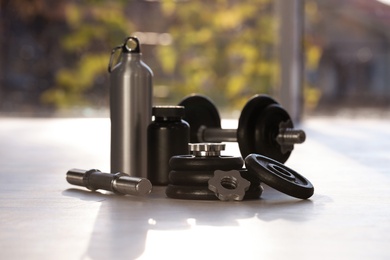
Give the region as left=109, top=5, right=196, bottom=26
left=63, top=185, right=326, bottom=259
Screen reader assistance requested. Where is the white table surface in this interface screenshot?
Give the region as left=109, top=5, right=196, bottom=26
left=0, top=117, right=389, bottom=259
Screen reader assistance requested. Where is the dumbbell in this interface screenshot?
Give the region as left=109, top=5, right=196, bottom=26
left=178, top=94, right=306, bottom=163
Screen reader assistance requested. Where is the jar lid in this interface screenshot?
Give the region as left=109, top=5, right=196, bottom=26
left=152, top=106, right=185, bottom=117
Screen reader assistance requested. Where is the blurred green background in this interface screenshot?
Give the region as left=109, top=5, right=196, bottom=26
left=1, top=0, right=389, bottom=117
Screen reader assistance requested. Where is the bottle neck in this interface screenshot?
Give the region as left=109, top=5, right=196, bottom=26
left=121, top=53, right=142, bottom=61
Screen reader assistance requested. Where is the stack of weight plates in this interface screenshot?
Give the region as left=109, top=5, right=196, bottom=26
left=165, top=154, right=264, bottom=200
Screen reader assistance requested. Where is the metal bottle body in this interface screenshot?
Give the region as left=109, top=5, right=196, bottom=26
left=110, top=52, right=153, bottom=178
left=147, top=107, right=190, bottom=185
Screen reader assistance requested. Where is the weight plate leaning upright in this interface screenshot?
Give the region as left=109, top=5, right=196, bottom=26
left=245, top=154, right=314, bottom=199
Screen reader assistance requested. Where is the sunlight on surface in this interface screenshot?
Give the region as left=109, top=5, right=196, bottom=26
left=148, top=218, right=157, bottom=225
left=377, top=0, right=390, bottom=5
left=1, top=117, right=390, bottom=259
left=140, top=216, right=268, bottom=260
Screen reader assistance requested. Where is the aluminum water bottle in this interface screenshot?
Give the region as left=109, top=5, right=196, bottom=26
left=108, top=36, right=153, bottom=178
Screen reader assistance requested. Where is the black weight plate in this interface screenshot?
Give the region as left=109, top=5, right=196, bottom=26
left=169, top=170, right=215, bottom=185
left=254, top=104, right=293, bottom=163
left=237, top=95, right=278, bottom=159
left=169, top=155, right=244, bottom=171
left=169, top=169, right=261, bottom=186
left=245, top=154, right=314, bottom=199
left=166, top=185, right=218, bottom=200
left=240, top=169, right=263, bottom=185
left=165, top=184, right=264, bottom=200
left=178, top=94, right=221, bottom=143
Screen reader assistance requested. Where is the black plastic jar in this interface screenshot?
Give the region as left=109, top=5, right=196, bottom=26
left=147, top=106, right=190, bottom=185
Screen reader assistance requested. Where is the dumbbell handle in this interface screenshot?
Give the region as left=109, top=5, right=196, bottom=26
left=198, top=126, right=306, bottom=145
left=66, top=169, right=152, bottom=196
left=199, top=126, right=237, bottom=142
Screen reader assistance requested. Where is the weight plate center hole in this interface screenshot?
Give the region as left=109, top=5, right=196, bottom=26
left=268, top=163, right=296, bottom=181
left=220, top=176, right=238, bottom=190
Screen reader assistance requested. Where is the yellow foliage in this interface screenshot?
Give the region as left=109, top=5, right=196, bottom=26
left=305, top=1, right=319, bottom=22
left=157, top=46, right=177, bottom=74
left=196, top=29, right=213, bottom=44
left=45, top=0, right=284, bottom=111
left=43, top=54, right=107, bottom=107
left=65, top=3, right=81, bottom=27
left=213, top=10, right=242, bottom=30
left=257, top=61, right=273, bottom=76
left=56, top=54, right=107, bottom=91
left=91, top=4, right=129, bottom=32
left=43, top=1, right=130, bottom=108
left=306, top=45, right=322, bottom=70
left=304, top=85, right=322, bottom=110
left=227, top=75, right=245, bottom=96
left=160, top=1, right=176, bottom=16
left=41, top=88, right=87, bottom=108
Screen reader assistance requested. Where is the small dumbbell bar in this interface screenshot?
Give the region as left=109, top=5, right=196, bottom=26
left=179, top=94, right=306, bottom=163
left=66, top=169, right=152, bottom=196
